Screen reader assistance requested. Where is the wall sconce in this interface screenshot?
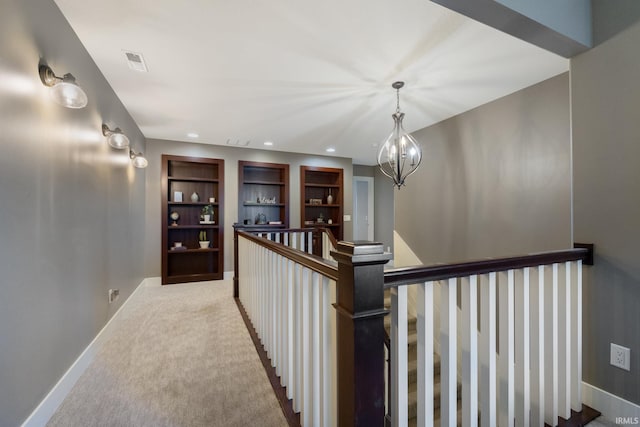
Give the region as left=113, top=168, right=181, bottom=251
left=102, top=124, right=130, bottom=149
left=38, top=64, right=88, bottom=109
left=129, top=149, right=148, bottom=169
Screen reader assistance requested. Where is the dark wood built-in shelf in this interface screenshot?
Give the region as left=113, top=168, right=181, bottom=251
left=237, top=161, right=290, bottom=228
left=167, top=248, right=220, bottom=254
left=162, top=155, right=224, bottom=285
left=168, top=177, right=219, bottom=183
left=300, top=165, right=343, bottom=242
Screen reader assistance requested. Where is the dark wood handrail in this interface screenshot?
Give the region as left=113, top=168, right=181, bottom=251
left=384, top=245, right=593, bottom=288
left=315, top=226, right=339, bottom=249
left=237, top=229, right=339, bottom=281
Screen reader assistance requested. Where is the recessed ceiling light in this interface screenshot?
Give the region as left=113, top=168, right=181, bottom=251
left=326, top=147, right=336, bottom=153
left=264, top=141, right=274, bottom=146
left=187, top=132, right=199, bottom=138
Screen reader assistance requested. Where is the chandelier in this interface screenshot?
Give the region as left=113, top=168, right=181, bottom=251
left=377, top=81, right=422, bottom=188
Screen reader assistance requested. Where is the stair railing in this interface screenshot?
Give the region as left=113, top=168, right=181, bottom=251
left=235, top=230, right=594, bottom=426
left=384, top=245, right=593, bottom=427
left=236, top=228, right=339, bottom=426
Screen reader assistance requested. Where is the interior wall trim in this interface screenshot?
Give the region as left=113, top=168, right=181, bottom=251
left=582, top=382, right=640, bottom=423
left=20, top=278, right=152, bottom=427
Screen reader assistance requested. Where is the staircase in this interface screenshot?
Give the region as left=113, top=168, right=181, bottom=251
left=384, top=291, right=462, bottom=426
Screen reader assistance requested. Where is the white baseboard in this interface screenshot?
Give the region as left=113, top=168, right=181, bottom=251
left=21, top=278, right=149, bottom=427
left=583, top=382, right=640, bottom=423
left=223, top=270, right=234, bottom=280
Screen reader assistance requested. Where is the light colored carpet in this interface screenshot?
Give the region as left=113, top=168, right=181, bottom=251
left=48, top=280, right=287, bottom=427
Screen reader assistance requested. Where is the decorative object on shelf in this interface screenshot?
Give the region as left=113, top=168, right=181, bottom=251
left=102, top=124, right=130, bottom=149
left=201, top=204, right=214, bottom=222
left=209, top=197, right=216, bottom=203
left=317, top=213, right=325, bottom=223
left=327, top=189, right=333, bottom=205
left=309, top=198, right=323, bottom=205
left=198, top=231, right=209, bottom=248
left=170, top=211, right=180, bottom=226
left=171, top=242, right=186, bottom=251
left=244, top=219, right=252, bottom=225
left=129, top=149, right=148, bottom=168
left=174, top=191, right=183, bottom=202
left=256, top=196, right=277, bottom=204
left=328, top=218, right=333, bottom=224
left=377, top=81, right=422, bottom=189
left=255, top=213, right=267, bottom=224
left=38, top=64, right=88, bottom=109
left=190, top=191, right=200, bottom=202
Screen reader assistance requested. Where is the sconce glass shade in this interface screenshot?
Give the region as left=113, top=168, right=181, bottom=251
left=102, top=124, right=130, bottom=149
left=377, top=111, right=422, bottom=188
left=130, top=150, right=148, bottom=169
left=39, top=65, right=88, bottom=109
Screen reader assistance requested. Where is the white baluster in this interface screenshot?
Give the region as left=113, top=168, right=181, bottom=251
left=545, top=263, right=559, bottom=425
left=498, top=270, right=515, bottom=427
left=417, top=281, right=434, bottom=427
left=480, top=272, right=497, bottom=427
left=320, top=276, right=333, bottom=427
left=441, top=278, right=458, bottom=427
left=293, top=264, right=303, bottom=413
left=391, top=285, right=408, bottom=427
left=311, top=272, right=321, bottom=426
left=301, top=267, right=311, bottom=425
left=286, top=259, right=294, bottom=398
left=530, top=266, right=545, bottom=426
left=572, top=260, right=582, bottom=410
left=462, top=275, right=478, bottom=427
left=558, top=262, right=572, bottom=419
left=515, top=268, right=531, bottom=427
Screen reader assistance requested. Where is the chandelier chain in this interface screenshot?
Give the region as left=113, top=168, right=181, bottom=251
left=396, top=88, right=401, bottom=113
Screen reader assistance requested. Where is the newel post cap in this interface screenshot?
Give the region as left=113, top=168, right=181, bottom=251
left=331, top=241, right=392, bottom=265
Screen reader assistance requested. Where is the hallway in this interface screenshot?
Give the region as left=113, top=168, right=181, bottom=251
left=47, top=280, right=287, bottom=427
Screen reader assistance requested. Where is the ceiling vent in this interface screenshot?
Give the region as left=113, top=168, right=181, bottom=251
left=123, top=50, right=148, bottom=72
left=226, top=139, right=251, bottom=147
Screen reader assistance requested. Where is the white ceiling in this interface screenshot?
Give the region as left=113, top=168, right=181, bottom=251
left=54, top=0, right=568, bottom=165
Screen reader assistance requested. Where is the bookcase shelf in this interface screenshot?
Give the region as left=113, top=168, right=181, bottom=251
left=237, top=161, right=289, bottom=227
left=162, top=155, right=224, bottom=285
left=300, top=165, right=343, bottom=241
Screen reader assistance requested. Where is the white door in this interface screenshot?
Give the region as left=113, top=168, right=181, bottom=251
left=353, top=176, right=374, bottom=241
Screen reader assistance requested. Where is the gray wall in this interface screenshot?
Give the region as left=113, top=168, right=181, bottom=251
left=395, top=73, right=572, bottom=264
left=0, top=0, right=147, bottom=425
left=592, top=0, right=640, bottom=45
left=572, top=19, right=640, bottom=405
left=144, top=140, right=353, bottom=276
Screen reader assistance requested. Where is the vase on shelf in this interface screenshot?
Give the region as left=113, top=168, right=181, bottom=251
left=326, top=189, right=333, bottom=205
left=190, top=192, right=200, bottom=202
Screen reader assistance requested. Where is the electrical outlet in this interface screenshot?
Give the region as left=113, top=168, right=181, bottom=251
left=610, top=343, right=631, bottom=371
left=108, top=289, right=120, bottom=304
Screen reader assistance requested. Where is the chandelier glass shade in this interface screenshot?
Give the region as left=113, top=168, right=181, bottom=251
left=377, top=82, right=422, bottom=189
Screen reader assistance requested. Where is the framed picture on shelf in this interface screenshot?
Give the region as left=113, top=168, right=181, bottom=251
left=174, top=191, right=183, bottom=202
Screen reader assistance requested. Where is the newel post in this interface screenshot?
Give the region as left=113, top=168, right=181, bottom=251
left=331, top=241, right=391, bottom=426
